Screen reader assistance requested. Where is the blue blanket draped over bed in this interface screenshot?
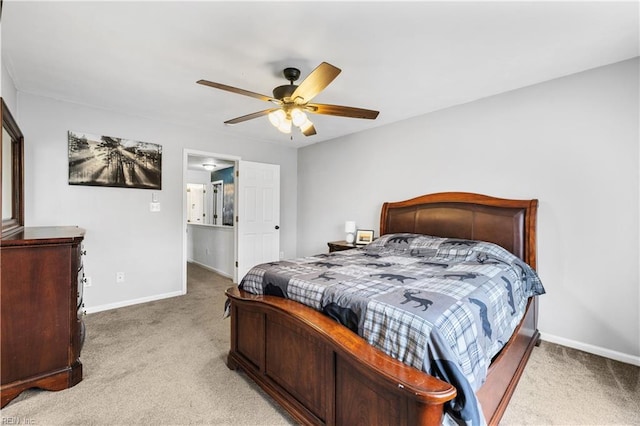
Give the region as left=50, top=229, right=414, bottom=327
left=239, top=233, right=545, bottom=425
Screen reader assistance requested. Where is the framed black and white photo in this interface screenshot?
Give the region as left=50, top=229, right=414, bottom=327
left=68, top=131, right=162, bottom=189
left=355, top=229, right=374, bottom=245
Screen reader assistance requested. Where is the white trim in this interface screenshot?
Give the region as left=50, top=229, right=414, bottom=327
left=188, top=260, right=233, bottom=279
left=85, top=290, right=184, bottom=314
left=541, top=332, right=640, bottom=367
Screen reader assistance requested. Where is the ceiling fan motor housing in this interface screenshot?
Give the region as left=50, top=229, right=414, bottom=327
left=273, top=84, right=298, bottom=100
left=273, top=67, right=301, bottom=100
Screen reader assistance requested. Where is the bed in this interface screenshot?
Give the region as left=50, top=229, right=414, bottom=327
left=225, top=192, right=543, bottom=425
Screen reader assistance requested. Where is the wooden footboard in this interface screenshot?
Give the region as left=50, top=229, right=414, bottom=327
left=226, top=287, right=457, bottom=426
left=227, top=287, right=539, bottom=426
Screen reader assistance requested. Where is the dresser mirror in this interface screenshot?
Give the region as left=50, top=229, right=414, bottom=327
left=1, top=98, right=25, bottom=237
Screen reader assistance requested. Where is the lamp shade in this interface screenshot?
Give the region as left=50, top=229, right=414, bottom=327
left=344, top=221, right=356, bottom=233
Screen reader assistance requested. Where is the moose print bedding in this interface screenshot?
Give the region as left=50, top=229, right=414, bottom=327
left=239, top=233, right=545, bottom=424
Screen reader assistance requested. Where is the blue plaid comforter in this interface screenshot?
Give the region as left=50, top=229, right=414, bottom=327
left=239, top=233, right=545, bottom=425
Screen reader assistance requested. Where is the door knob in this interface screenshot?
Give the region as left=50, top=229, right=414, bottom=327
left=275, top=225, right=280, bottom=230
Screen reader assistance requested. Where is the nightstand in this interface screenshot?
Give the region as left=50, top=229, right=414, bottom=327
left=327, top=240, right=357, bottom=253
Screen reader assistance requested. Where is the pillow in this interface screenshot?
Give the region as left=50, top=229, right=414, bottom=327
left=366, top=234, right=545, bottom=296
left=363, top=233, right=419, bottom=250
left=364, top=233, right=443, bottom=256
left=463, top=240, right=545, bottom=296
left=463, top=240, right=515, bottom=264
left=433, top=238, right=480, bottom=260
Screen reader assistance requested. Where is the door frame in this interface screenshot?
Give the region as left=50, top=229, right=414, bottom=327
left=182, top=149, right=240, bottom=294
left=210, top=180, right=224, bottom=226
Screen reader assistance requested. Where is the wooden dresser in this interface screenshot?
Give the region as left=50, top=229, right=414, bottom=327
left=1, top=226, right=86, bottom=407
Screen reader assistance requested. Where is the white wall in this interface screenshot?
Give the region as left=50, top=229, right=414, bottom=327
left=1, top=61, right=18, bottom=116
left=298, top=59, right=639, bottom=364
left=188, top=224, right=234, bottom=278
left=18, top=93, right=297, bottom=312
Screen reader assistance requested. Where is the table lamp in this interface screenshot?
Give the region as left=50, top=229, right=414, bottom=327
left=345, top=221, right=356, bottom=244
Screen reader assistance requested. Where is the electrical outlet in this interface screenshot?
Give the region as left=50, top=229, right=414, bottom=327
left=116, top=272, right=125, bottom=283
left=150, top=202, right=161, bottom=212
left=279, top=251, right=285, bottom=260
left=84, top=276, right=92, bottom=287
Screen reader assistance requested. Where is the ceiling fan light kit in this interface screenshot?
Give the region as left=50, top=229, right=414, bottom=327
left=197, top=62, right=379, bottom=138
left=268, top=110, right=292, bottom=134
left=267, top=107, right=312, bottom=135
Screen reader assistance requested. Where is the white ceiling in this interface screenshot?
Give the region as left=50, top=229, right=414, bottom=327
left=2, top=1, right=638, bottom=148
left=186, top=155, right=234, bottom=172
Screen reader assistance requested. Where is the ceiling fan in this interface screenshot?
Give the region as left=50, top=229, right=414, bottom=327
left=197, top=62, right=379, bottom=137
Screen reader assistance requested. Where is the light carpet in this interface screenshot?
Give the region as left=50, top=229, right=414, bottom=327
left=2, top=263, right=638, bottom=425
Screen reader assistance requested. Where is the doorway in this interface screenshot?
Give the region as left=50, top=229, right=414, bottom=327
left=181, top=150, right=283, bottom=295
left=182, top=149, right=239, bottom=293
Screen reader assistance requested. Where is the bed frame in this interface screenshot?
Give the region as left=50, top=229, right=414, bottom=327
left=225, top=192, right=540, bottom=425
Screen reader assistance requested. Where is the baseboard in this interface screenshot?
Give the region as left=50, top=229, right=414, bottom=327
left=86, top=290, right=185, bottom=314
left=541, top=333, right=640, bottom=366
left=188, top=260, right=233, bottom=279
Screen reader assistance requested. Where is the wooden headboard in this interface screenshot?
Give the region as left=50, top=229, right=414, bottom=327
left=380, top=192, right=538, bottom=269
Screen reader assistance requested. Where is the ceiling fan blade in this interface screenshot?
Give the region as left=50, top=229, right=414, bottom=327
left=306, top=103, right=379, bottom=120
left=197, top=80, right=281, bottom=104
left=224, top=108, right=280, bottom=125
left=290, top=62, right=341, bottom=103
left=302, top=124, right=317, bottom=137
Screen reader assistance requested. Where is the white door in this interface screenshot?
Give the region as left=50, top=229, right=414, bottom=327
left=236, top=161, right=280, bottom=283
left=186, top=183, right=205, bottom=224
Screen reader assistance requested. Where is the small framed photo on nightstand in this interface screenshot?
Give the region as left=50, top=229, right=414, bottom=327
left=355, top=229, right=374, bottom=245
